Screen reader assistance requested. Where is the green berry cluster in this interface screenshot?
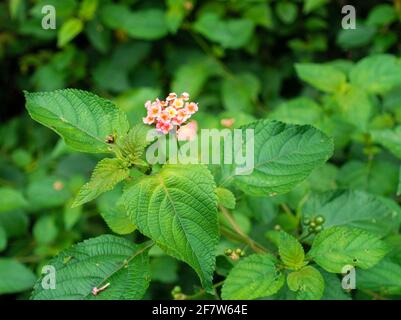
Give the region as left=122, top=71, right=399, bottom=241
left=224, top=248, right=245, bottom=260
left=171, top=286, right=186, bottom=300
left=303, top=215, right=325, bottom=234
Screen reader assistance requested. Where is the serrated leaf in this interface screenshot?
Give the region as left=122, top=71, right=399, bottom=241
left=287, top=266, right=324, bottom=300
left=278, top=231, right=305, bottom=270
left=231, top=119, right=333, bottom=196
left=31, top=235, right=152, bottom=300
left=0, top=259, right=36, bottom=294
left=350, top=54, right=401, bottom=94
left=0, top=187, right=27, bottom=212
left=120, top=124, right=154, bottom=161
left=308, top=226, right=390, bottom=273
left=216, top=187, right=236, bottom=209
left=295, top=63, right=346, bottom=93
left=72, top=158, right=130, bottom=207
left=24, top=89, right=130, bottom=154
left=301, top=190, right=400, bottom=237
left=97, top=187, right=136, bottom=235
left=122, top=164, right=218, bottom=292
left=221, top=254, right=285, bottom=300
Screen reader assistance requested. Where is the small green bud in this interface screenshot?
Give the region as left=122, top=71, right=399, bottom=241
left=274, top=224, right=281, bottom=231
left=309, top=221, right=317, bottom=228
left=171, top=286, right=182, bottom=295
left=315, top=216, right=325, bottom=225
left=235, top=248, right=242, bottom=255
left=315, top=225, right=323, bottom=233
left=240, top=250, right=246, bottom=257
left=224, top=248, right=233, bottom=256
left=308, top=226, right=315, bottom=233
left=303, top=218, right=311, bottom=225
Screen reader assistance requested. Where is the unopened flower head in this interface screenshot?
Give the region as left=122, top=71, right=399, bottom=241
left=143, top=92, right=199, bottom=134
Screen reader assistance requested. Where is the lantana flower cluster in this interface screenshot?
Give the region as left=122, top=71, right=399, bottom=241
left=143, top=92, right=199, bottom=134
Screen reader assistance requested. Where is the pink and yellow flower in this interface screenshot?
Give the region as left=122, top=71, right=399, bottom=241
left=143, top=92, right=198, bottom=135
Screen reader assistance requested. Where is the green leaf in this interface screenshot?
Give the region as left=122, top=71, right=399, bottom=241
left=308, top=226, right=390, bottom=273
left=278, top=231, right=305, bottom=270
left=244, top=3, right=273, bottom=29
left=287, top=266, right=324, bottom=300
left=269, top=97, right=322, bottom=126
left=371, top=126, right=401, bottom=159
left=216, top=187, right=236, bottom=209
left=0, top=259, right=36, bottom=294
left=24, top=89, right=130, bottom=154
left=276, top=2, right=298, bottom=24
left=0, top=187, right=27, bottom=212
left=232, top=119, right=334, bottom=196
left=318, top=267, right=351, bottom=300
left=78, top=0, right=98, bottom=21
left=58, top=18, right=84, bottom=47
left=27, top=176, right=71, bottom=210
left=398, top=166, right=401, bottom=196
left=303, top=0, right=328, bottom=14
left=336, top=24, right=376, bottom=49
left=120, top=124, right=154, bottom=162
left=335, top=86, right=372, bottom=131
left=367, top=4, right=397, bottom=27
left=72, top=158, right=130, bottom=207
left=171, top=57, right=218, bottom=98
left=31, top=235, right=152, bottom=300
left=97, top=187, right=136, bottom=235
left=122, top=164, right=218, bottom=292
left=301, top=190, right=400, bottom=237
left=0, top=210, right=28, bottom=238
left=295, top=63, right=346, bottom=93
left=100, top=5, right=168, bottom=40
left=357, top=257, right=401, bottom=293
left=222, top=73, right=260, bottom=113
left=33, top=215, right=59, bottom=245
left=166, top=0, right=187, bottom=33
left=194, top=13, right=254, bottom=49
left=350, top=54, right=401, bottom=94
left=221, top=254, right=285, bottom=300
left=0, top=226, right=7, bottom=252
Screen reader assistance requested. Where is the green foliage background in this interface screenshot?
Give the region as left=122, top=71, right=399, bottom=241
left=1, top=0, right=401, bottom=300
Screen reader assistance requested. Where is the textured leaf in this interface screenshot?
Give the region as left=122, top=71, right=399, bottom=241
left=122, top=164, right=218, bottom=292
left=232, top=119, right=333, bottom=196
left=371, top=126, right=401, bottom=159
left=24, top=89, right=130, bottom=154
left=287, top=266, right=324, bottom=300
left=295, top=63, right=346, bottom=93
left=301, top=190, right=400, bottom=237
left=308, top=226, right=390, bottom=273
left=278, top=231, right=305, bottom=270
left=0, top=187, right=27, bottom=212
left=0, top=259, right=36, bottom=294
left=72, top=158, right=130, bottom=207
left=120, top=124, right=154, bottom=162
left=350, top=54, right=401, bottom=94
left=221, top=254, right=285, bottom=300
left=216, top=187, right=236, bottom=209
left=97, top=187, right=136, bottom=235
left=31, top=235, right=152, bottom=300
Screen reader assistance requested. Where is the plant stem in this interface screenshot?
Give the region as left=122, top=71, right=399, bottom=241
left=219, top=205, right=268, bottom=254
